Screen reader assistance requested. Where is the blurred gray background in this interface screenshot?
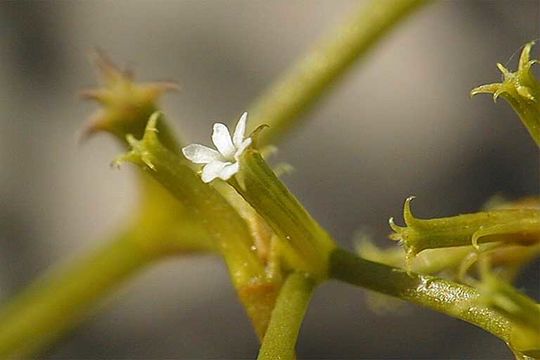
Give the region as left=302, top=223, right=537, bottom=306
left=0, top=0, right=539, bottom=358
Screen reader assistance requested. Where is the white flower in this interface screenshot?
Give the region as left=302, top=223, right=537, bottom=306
left=182, top=112, right=252, bottom=183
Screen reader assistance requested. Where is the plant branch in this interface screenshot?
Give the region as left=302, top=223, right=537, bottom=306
left=329, top=248, right=517, bottom=349
left=0, top=228, right=176, bottom=359
left=257, top=272, right=316, bottom=360
left=248, top=0, right=430, bottom=145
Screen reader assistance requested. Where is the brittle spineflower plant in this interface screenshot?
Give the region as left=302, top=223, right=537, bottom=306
left=1, top=1, right=539, bottom=358
left=182, top=112, right=252, bottom=183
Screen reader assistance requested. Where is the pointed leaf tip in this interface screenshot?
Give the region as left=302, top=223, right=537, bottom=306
left=518, top=41, right=535, bottom=70
left=147, top=111, right=162, bottom=130
left=388, top=217, right=403, bottom=238
left=496, top=63, right=511, bottom=78
left=470, top=84, right=501, bottom=99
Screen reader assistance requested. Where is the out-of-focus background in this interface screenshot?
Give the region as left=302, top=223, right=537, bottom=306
left=0, top=0, right=539, bottom=358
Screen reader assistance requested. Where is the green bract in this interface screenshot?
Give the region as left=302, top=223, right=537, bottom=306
left=230, top=149, right=337, bottom=280
left=472, top=41, right=540, bottom=146
left=477, top=265, right=540, bottom=357
left=390, top=197, right=540, bottom=258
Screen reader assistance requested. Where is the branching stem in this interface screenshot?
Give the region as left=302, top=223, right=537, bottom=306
left=0, top=0, right=442, bottom=357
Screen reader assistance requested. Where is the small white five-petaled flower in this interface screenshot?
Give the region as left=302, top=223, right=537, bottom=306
left=182, top=112, right=252, bottom=183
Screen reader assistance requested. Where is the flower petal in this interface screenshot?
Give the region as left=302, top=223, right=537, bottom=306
left=212, top=123, right=235, bottom=158
left=182, top=144, right=221, bottom=164
left=201, top=160, right=229, bottom=183
left=233, top=112, right=248, bottom=147
left=234, top=137, right=252, bottom=160
left=218, top=162, right=239, bottom=180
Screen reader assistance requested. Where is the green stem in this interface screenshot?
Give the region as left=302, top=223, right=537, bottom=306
left=257, top=272, right=316, bottom=360
left=0, top=149, right=214, bottom=359
left=329, top=248, right=514, bottom=346
left=248, top=0, right=430, bottom=145
left=0, top=230, right=159, bottom=359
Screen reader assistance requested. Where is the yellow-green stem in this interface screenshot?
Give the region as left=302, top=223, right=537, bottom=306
left=248, top=0, right=430, bottom=145
left=329, top=248, right=517, bottom=351
left=257, top=272, right=316, bottom=360
left=0, top=230, right=159, bottom=359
